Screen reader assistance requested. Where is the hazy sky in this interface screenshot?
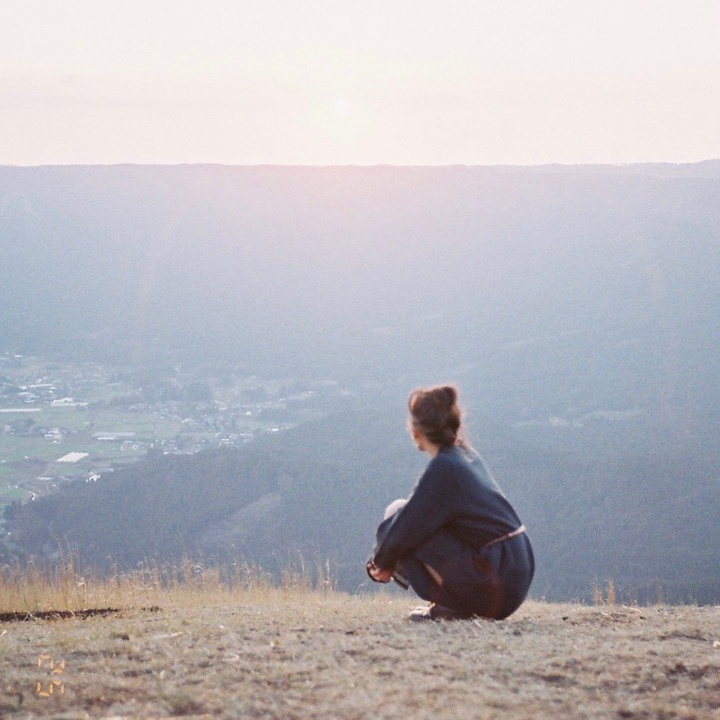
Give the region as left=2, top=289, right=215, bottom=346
left=1, top=0, right=719, bottom=166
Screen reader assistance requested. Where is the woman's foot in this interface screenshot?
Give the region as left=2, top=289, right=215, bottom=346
left=408, top=603, right=475, bottom=621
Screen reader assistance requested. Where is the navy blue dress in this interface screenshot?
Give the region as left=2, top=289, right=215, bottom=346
left=370, top=444, right=534, bottom=619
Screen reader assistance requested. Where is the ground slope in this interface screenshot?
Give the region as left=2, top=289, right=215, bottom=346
left=2, top=595, right=719, bottom=719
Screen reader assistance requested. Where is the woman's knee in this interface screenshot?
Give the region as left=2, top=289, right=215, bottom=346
left=383, top=498, right=407, bottom=520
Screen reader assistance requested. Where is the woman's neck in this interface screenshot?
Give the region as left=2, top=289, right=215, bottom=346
left=424, top=440, right=442, bottom=458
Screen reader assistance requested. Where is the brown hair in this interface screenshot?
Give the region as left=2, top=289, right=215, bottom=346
left=408, top=384, right=463, bottom=448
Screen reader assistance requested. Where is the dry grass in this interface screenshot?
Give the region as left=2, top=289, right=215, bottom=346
left=0, top=557, right=334, bottom=617
left=1, top=568, right=719, bottom=720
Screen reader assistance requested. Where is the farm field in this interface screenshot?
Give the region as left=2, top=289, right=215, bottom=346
left=0, top=405, right=182, bottom=506
left=1, top=355, right=335, bottom=509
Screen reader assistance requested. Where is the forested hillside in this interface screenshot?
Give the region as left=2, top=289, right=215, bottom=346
left=6, top=399, right=720, bottom=602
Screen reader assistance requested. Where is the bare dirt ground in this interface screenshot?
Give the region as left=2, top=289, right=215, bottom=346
left=2, top=593, right=719, bottom=720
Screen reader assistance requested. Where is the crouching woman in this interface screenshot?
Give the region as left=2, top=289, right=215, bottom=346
left=367, top=385, right=534, bottom=621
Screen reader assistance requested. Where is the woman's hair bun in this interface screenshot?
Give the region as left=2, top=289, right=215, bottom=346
left=439, top=385, right=457, bottom=406
left=408, top=384, right=463, bottom=448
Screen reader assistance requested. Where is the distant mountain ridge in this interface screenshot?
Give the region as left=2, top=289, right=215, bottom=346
left=2, top=163, right=719, bottom=381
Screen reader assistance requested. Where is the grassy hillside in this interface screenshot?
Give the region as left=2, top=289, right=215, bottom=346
left=1, top=579, right=719, bottom=719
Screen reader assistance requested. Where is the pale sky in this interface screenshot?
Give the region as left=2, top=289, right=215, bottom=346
left=1, top=0, right=719, bottom=166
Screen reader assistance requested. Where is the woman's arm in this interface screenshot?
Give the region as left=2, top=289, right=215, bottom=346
left=366, top=560, right=393, bottom=583
left=372, top=456, right=454, bottom=569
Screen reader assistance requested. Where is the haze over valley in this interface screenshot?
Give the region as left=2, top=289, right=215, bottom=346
left=1, top=162, right=719, bottom=602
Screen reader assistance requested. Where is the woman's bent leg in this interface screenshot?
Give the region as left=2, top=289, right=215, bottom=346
left=394, top=555, right=444, bottom=603
left=400, top=530, right=535, bottom=619
left=383, top=498, right=407, bottom=520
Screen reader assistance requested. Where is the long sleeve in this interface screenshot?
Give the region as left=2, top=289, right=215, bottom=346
left=372, top=454, right=457, bottom=570
left=371, top=446, right=523, bottom=571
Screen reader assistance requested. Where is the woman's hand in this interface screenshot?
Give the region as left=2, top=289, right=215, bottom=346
left=367, top=561, right=393, bottom=583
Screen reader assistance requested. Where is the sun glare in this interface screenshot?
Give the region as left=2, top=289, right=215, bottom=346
left=333, top=97, right=354, bottom=119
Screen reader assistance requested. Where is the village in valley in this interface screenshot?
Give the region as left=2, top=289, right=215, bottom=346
left=0, top=353, right=347, bottom=511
